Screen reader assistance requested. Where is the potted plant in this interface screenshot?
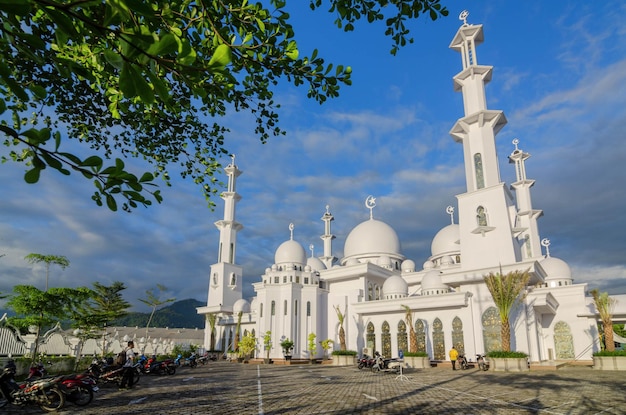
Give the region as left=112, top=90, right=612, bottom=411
left=403, top=351, right=431, bottom=369
left=307, top=333, right=317, bottom=364
left=486, top=350, right=529, bottom=372
left=331, top=350, right=357, bottom=366
left=237, top=332, right=257, bottom=363
left=319, top=339, right=334, bottom=360
left=280, top=338, right=294, bottom=361
left=592, top=349, right=626, bottom=371
left=263, top=331, right=273, bottom=364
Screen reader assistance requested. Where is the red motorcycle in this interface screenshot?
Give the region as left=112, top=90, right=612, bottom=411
left=0, top=361, right=65, bottom=412
left=357, top=355, right=375, bottom=370
left=26, top=360, right=98, bottom=406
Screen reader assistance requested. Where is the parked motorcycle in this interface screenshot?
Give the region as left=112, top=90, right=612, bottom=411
left=24, top=360, right=98, bottom=406
left=87, top=358, right=141, bottom=387
left=476, top=354, right=489, bottom=371
left=457, top=354, right=469, bottom=370
left=0, top=361, right=65, bottom=412
left=138, top=355, right=176, bottom=375
left=371, top=352, right=400, bottom=373
left=197, top=352, right=217, bottom=365
left=357, top=355, right=374, bottom=370
left=175, top=353, right=197, bottom=368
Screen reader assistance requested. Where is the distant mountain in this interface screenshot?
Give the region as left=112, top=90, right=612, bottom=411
left=113, top=299, right=205, bottom=329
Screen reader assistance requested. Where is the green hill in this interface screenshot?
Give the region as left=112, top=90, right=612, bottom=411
left=112, top=298, right=205, bottom=329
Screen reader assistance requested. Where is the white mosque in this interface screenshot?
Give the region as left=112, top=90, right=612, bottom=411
left=197, top=14, right=620, bottom=365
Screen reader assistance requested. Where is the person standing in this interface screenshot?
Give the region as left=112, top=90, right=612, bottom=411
left=119, top=340, right=136, bottom=390
left=449, top=346, right=459, bottom=371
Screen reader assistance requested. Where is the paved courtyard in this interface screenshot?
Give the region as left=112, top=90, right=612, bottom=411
left=5, top=361, right=625, bottom=414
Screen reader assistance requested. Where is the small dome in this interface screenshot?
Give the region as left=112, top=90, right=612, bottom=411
left=402, top=259, right=416, bottom=273
left=233, top=299, right=250, bottom=314
left=274, top=240, right=307, bottom=265
left=345, top=258, right=360, bottom=266
left=421, top=270, right=448, bottom=291
left=343, top=219, right=403, bottom=263
left=250, top=298, right=258, bottom=314
left=307, top=256, right=327, bottom=271
left=264, top=267, right=271, bottom=274
left=383, top=275, right=408, bottom=299
left=377, top=255, right=391, bottom=268
left=441, top=255, right=454, bottom=266
left=423, top=260, right=435, bottom=270
left=431, top=224, right=460, bottom=257
left=541, top=256, right=572, bottom=281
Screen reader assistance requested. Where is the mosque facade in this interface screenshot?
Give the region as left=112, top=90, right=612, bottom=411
left=197, top=16, right=603, bottom=364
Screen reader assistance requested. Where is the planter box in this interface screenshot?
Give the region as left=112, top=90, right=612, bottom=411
left=332, top=354, right=356, bottom=366
left=489, top=357, right=529, bottom=372
left=403, top=356, right=431, bottom=369
left=593, top=356, right=626, bottom=371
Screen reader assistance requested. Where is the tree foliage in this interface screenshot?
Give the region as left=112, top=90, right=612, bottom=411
left=0, top=0, right=447, bottom=212
left=484, top=269, right=530, bottom=352
left=24, top=253, right=70, bottom=291
left=138, top=283, right=175, bottom=338
left=6, top=285, right=91, bottom=359
left=591, top=288, right=616, bottom=352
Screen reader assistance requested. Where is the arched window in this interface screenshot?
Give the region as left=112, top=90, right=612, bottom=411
left=368, top=283, right=373, bottom=301
left=476, top=206, right=487, bottom=226
left=382, top=321, right=391, bottom=358
left=474, top=153, right=484, bottom=189
left=481, top=307, right=501, bottom=353
left=397, top=320, right=408, bottom=354
left=432, top=318, right=445, bottom=360
left=366, top=322, right=376, bottom=353
left=451, top=316, right=465, bottom=355
left=230, top=273, right=236, bottom=286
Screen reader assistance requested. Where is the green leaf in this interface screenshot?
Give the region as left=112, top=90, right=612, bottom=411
left=208, top=44, right=232, bottom=68
left=81, top=156, right=103, bottom=169
left=106, top=193, right=118, bottom=211
left=0, top=0, right=30, bottom=16
left=24, top=167, right=41, bottom=183
left=103, top=50, right=124, bottom=70
left=148, top=33, right=178, bottom=56
left=285, top=40, right=299, bottom=60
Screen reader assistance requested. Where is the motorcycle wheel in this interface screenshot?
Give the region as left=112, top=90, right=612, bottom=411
left=39, top=387, right=65, bottom=412
left=69, top=386, right=94, bottom=407
left=0, top=389, right=8, bottom=408
left=358, top=363, right=364, bottom=369
left=371, top=366, right=379, bottom=372
left=133, top=370, right=141, bottom=385
left=478, top=361, right=486, bottom=371
left=166, top=366, right=176, bottom=375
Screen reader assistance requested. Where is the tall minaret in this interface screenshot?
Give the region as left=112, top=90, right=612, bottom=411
left=320, top=205, right=336, bottom=269
left=448, top=11, right=520, bottom=270
left=508, top=139, right=543, bottom=260
left=205, top=155, right=243, bottom=313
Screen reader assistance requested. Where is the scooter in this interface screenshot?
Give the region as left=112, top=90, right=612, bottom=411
left=476, top=354, right=489, bottom=371
left=457, top=354, right=469, bottom=370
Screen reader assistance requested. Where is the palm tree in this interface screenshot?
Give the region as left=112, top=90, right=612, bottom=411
left=484, top=269, right=530, bottom=352
left=334, top=305, right=347, bottom=351
left=401, top=305, right=418, bottom=353
left=590, top=289, right=616, bottom=352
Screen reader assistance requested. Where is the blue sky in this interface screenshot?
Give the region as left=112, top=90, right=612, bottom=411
left=1, top=1, right=625, bottom=312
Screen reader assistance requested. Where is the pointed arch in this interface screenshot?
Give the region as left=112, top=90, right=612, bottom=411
left=397, top=320, right=408, bottom=354
left=432, top=318, right=445, bottom=360
left=451, top=316, right=465, bottom=355
left=554, top=321, right=575, bottom=359
left=482, top=307, right=502, bottom=353
left=382, top=321, right=391, bottom=357
left=366, top=322, right=376, bottom=354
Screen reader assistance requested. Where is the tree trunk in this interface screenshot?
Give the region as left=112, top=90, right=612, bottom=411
left=339, top=326, right=346, bottom=351
left=409, top=326, right=418, bottom=353
left=501, top=317, right=511, bottom=352
left=604, top=323, right=615, bottom=352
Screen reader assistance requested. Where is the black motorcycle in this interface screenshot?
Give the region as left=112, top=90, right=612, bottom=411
left=86, top=358, right=141, bottom=387
left=0, top=361, right=65, bottom=412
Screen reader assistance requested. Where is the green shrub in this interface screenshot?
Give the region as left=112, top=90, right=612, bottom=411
left=593, top=350, right=626, bottom=357
left=486, top=350, right=528, bottom=358
left=404, top=352, right=429, bottom=357
left=331, top=350, right=357, bottom=356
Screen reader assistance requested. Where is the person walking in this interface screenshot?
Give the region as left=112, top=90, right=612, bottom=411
left=449, top=346, right=459, bottom=370
left=119, top=340, right=136, bottom=390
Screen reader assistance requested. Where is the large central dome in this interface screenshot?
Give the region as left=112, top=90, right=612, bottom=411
left=342, top=219, right=403, bottom=265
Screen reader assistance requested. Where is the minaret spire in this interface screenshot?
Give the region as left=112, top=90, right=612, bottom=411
left=509, top=139, right=544, bottom=259
left=448, top=11, right=519, bottom=270
left=215, top=155, right=243, bottom=264
left=320, top=205, right=336, bottom=269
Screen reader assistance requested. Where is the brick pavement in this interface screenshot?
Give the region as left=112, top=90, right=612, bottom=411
left=3, top=362, right=625, bottom=414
